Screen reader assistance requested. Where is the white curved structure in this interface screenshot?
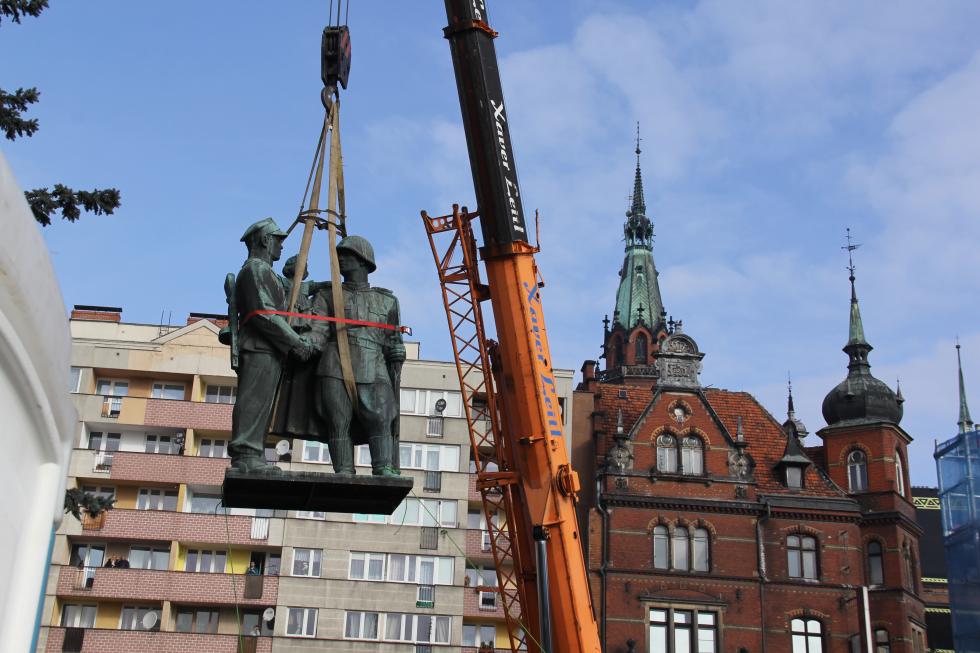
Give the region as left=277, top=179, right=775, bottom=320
left=0, top=153, right=77, bottom=653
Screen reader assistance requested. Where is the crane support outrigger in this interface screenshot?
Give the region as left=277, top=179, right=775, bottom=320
left=423, top=2, right=603, bottom=652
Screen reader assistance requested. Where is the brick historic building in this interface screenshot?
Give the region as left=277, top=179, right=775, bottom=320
left=570, top=146, right=927, bottom=653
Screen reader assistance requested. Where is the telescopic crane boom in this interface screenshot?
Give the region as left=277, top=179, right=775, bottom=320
left=431, top=2, right=603, bottom=651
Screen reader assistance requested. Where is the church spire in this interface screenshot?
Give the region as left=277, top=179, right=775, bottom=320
left=957, top=339, right=974, bottom=434
left=843, top=228, right=872, bottom=372
left=612, top=125, right=663, bottom=333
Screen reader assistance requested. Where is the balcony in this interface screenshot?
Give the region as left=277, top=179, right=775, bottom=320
left=73, top=394, right=233, bottom=432
left=44, top=627, right=273, bottom=653
left=465, top=529, right=496, bottom=560
left=106, top=451, right=229, bottom=485
left=74, top=394, right=147, bottom=426
left=55, top=566, right=278, bottom=606
left=416, top=584, right=436, bottom=608
left=463, top=586, right=505, bottom=619
left=62, top=508, right=284, bottom=547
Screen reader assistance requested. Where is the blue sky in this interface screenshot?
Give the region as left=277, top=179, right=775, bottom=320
left=3, top=1, right=979, bottom=486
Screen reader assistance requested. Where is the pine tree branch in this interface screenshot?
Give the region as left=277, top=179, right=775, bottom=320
left=64, top=487, right=115, bottom=521
left=0, top=87, right=40, bottom=140
left=26, top=185, right=121, bottom=226
left=0, top=0, right=48, bottom=25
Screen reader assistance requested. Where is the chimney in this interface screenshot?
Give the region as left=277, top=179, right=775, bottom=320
left=187, top=312, right=229, bottom=328
left=70, top=305, right=122, bottom=322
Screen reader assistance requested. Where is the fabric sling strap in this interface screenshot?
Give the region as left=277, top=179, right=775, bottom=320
left=240, top=309, right=411, bottom=334
left=285, top=96, right=358, bottom=401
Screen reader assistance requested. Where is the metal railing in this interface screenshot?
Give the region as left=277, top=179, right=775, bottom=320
left=426, top=416, right=444, bottom=438
left=415, top=646, right=433, bottom=653
left=419, top=526, right=439, bottom=550
left=71, top=566, right=97, bottom=590
left=423, top=471, right=442, bottom=493
left=416, top=584, right=435, bottom=607
left=100, top=395, right=123, bottom=418
left=93, top=451, right=114, bottom=472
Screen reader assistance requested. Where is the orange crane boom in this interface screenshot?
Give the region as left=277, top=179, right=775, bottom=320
left=424, top=2, right=603, bottom=652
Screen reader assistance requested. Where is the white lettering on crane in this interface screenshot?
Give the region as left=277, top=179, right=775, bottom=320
left=471, top=0, right=485, bottom=21
left=491, top=98, right=525, bottom=235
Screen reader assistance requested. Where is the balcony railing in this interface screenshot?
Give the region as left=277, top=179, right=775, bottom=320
left=101, top=395, right=123, bottom=418
left=61, top=627, right=84, bottom=653
left=250, top=517, right=270, bottom=540
left=93, top=451, right=114, bottom=472
left=416, top=584, right=435, bottom=608
left=423, top=471, right=442, bottom=493
left=426, top=416, right=444, bottom=438
left=420, top=526, right=439, bottom=550
left=416, top=646, right=433, bottom=653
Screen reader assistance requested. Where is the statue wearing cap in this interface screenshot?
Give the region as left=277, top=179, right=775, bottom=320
left=307, top=235, right=406, bottom=476
left=228, top=218, right=315, bottom=473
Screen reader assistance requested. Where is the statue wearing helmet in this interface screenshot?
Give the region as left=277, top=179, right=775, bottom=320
left=308, top=235, right=406, bottom=476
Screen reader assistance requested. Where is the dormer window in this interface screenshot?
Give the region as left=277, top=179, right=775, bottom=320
left=786, top=466, right=803, bottom=489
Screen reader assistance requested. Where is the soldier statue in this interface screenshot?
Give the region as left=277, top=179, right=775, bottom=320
left=228, top=218, right=315, bottom=473
left=309, top=235, right=405, bottom=476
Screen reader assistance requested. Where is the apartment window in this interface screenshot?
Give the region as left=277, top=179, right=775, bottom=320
left=189, top=492, right=226, bottom=514
left=129, top=546, right=169, bottom=570
left=464, top=624, right=498, bottom=647
left=302, top=440, right=331, bottom=464
left=653, top=526, right=669, bottom=569
left=70, top=543, right=106, bottom=569
left=847, top=450, right=868, bottom=492
left=787, top=534, right=818, bottom=580
left=874, top=629, right=891, bottom=653
left=672, top=527, right=690, bottom=571
left=80, top=485, right=115, bottom=501
left=242, top=611, right=274, bottom=636
left=198, top=438, right=227, bottom=458
left=382, top=613, right=451, bottom=643
left=88, top=432, right=120, bottom=452
left=649, top=608, right=717, bottom=653
left=265, top=552, right=282, bottom=576
left=145, top=434, right=177, bottom=454
left=680, top=437, right=704, bottom=475
left=344, top=611, right=379, bottom=639
left=390, top=555, right=454, bottom=585
left=390, top=498, right=458, bottom=527
left=151, top=382, right=185, bottom=400
left=296, top=510, right=326, bottom=520
left=349, top=552, right=386, bottom=580
left=400, top=389, right=463, bottom=417
left=399, top=443, right=461, bottom=472
left=292, top=548, right=322, bottom=577
left=205, top=384, right=237, bottom=404
left=174, top=608, right=219, bottom=633
left=286, top=607, right=318, bottom=638
left=61, top=604, right=97, bottom=628
left=119, top=606, right=161, bottom=631
left=657, top=435, right=678, bottom=473
left=867, top=541, right=884, bottom=586
left=895, top=451, right=906, bottom=497
left=70, top=367, right=82, bottom=393
left=185, top=549, right=227, bottom=573
left=136, top=488, right=178, bottom=511
left=791, top=618, right=823, bottom=653
left=692, top=528, right=709, bottom=572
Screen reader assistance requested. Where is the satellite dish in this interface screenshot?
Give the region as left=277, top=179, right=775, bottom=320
left=434, top=398, right=447, bottom=414
left=275, top=440, right=291, bottom=456
left=262, top=607, right=276, bottom=623
left=141, top=611, right=159, bottom=630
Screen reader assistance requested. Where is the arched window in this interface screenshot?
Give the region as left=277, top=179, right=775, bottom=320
left=657, top=435, right=678, bottom=473
left=612, top=337, right=624, bottom=368
left=874, top=629, right=891, bottom=653
left=653, top=526, right=669, bottom=570
left=895, top=451, right=906, bottom=497
left=634, top=333, right=648, bottom=363
left=693, top=527, right=710, bottom=572
left=847, top=450, right=868, bottom=492
left=787, top=534, right=818, bottom=579
left=672, top=526, right=690, bottom=571
left=791, top=619, right=824, bottom=653
left=867, top=541, right=884, bottom=586
left=681, top=437, right=704, bottom=475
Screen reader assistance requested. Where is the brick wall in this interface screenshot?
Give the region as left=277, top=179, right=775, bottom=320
left=110, top=451, right=228, bottom=485
left=70, top=310, right=121, bottom=322
left=89, top=509, right=270, bottom=547
left=56, top=566, right=277, bottom=606
left=44, top=627, right=273, bottom=653
left=463, top=585, right=506, bottom=619
left=144, top=399, right=232, bottom=431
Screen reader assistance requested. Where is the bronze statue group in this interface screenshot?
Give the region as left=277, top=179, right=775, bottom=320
left=222, top=218, right=405, bottom=478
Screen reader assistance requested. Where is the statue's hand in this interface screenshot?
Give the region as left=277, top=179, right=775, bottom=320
left=290, top=337, right=314, bottom=362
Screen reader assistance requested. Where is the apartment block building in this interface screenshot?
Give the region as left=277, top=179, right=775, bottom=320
left=38, top=305, right=573, bottom=653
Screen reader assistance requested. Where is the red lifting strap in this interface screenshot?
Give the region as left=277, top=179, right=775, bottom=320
left=240, top=309, right=412, bottom=335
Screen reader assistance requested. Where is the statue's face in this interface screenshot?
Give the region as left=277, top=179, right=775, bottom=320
left=267, top=235, right=284, bottom=262
left=338, top=250, right=367, bottom=276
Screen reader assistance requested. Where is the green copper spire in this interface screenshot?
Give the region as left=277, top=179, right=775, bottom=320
left=957, top=340, right=974, bottom=434
left=613, top=125, right=664, bottom=331
left=842, top=228, right=872, bottom=372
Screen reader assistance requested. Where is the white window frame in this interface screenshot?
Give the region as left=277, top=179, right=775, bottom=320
left=204, top=384, right=237, bottom=404
left=144, top=433, right=177, bottom=455
left=184, top=549, right=226, bottom=573
left=301, top=440, right=331, bottom=464
left=344, top=610, right=379, bottom=640
left=136, top=488, right=178, bottom=511
left=349, top=552, right=386, bottom=581
left=291, top=548, right=323, bottom=578
left=61, top=604, right=97, bottom=628
left=399, top=389, right=463, bottom=417
left=463, top=624, right=498, bottom=647
left=648, top=606, right=718, bottom=653
left=151, top=382, right=185, bottom=400
left=119, top=605, right=161, bottom=631
left=787, top=534, right=819, bottom=580
left=398, top=443, right=461, bottom=472
left=69, top=367, right=82, bottom=393
left=286, top=607, right=318, bottom=638
left=386, top=554, right=454, bottom=585
left=198, top=438, right=227, bottom=458
left=296, top=510, right=326, bottom=520
left=128, top=546, right=170, bottom=570
left=87, top=431, right=121, bottom=452
left=389, top=498, right=458, bottom=527
left=790, top=618, right=824, bottom=653
left=380, top=613, right=452, bottom=644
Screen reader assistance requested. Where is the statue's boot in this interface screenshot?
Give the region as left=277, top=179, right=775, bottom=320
left=231, top=455, right=281, bottom=475
left=328, top=436, right=356, bottom=475
left=369, top=435, right=399, bottom=477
